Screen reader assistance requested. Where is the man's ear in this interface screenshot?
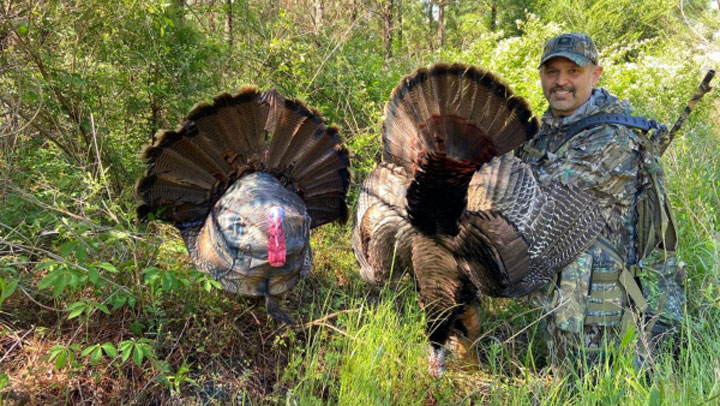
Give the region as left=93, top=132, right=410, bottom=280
left=591, top=65, right=603, bottom=86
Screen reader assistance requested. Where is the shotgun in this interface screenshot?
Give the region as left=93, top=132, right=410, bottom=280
left=654, top=69, right=716, bottom=156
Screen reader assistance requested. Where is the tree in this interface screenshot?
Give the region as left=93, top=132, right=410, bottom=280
left=437, top=0, right=445, bottom=47
left=384, top=0, right=395, bottom=59
left=226, top=0, right=234, bottom=47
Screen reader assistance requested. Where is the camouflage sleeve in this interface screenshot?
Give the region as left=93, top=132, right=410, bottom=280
left=542, top=124, right=641, bottom=209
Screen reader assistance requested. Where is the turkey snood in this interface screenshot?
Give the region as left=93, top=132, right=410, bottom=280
left=267, top=206, right=287, bottom=267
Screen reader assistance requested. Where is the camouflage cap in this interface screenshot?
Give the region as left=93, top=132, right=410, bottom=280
left=539, top=33, right=599, bottom=68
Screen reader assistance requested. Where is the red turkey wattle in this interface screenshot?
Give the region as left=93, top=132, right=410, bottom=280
left=268, top=206, right=287, bottom=267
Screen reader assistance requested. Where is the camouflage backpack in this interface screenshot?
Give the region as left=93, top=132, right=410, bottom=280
left=562, top=113, right=685, bottom=334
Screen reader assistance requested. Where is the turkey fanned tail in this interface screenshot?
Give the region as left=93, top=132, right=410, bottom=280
left=382, top=63, right=538, bottom=169
left=137, top=87, right=350, bottom=230
left=137, top=87, right=350, bottom=323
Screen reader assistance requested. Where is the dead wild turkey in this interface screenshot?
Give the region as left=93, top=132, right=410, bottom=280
left=137, top=87, right=350, bottom=324
left=352, top=64, right=604, bottom=376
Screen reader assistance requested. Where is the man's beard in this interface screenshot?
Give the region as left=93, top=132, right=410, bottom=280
left=549, top=85, right=576, bottom=113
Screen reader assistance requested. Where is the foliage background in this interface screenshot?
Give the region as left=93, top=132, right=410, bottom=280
left=0, top=0, right=719, bottom=404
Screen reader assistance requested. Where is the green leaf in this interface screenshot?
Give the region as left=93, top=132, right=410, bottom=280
left=55, top=351, right=67, bottom=369
left=75, top=244, right=87, bottom=262
left=101, top=342, right=118, bottom=358
left=53, top=275, right=68, bottom=297
left=106, top=230, right=130, bottom=241
left=60, top=241, right=77, bottom=258
left=130, top=321, right=145, bottom=335
left=90, top=347, right=103, bottom=365
left=0, top=279, right=18, bottom=302
left=161, top=270, right=178, bottom=291
left=67, top=301, right=87, bottom=319
left=119, top=341, right=133, bottom=363
left=648, top=387, right=661, bottom=406
left=97, top=262, right=118, bottom=273
left=88, top=266, right=100, bottom=285
left=35, top=261, right=56, bottom=270
left=0, top=372, right=8, bottom=390
left=37, top=270, right=59, bottom=290
left=81, top=344, right=99, bottom=357
left=142, top=266, right=160, bottom=284
left=110, top=294, right=127, bottom=310
left=93, top=302, right=110, bottom=315
left=132, top=345, right=144, bottom=366
left=16, top=22, right=28, bottom=36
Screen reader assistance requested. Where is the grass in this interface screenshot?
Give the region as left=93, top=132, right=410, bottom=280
left=2, top=104, right=720, bottom=405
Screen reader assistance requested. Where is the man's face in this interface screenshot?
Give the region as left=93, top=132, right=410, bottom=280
left=539, top=57, right=603, bottom=116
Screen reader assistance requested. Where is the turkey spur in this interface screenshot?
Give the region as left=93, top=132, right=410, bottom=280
left=137, top=87, right=350, bottom=324
left=352, top=63, right=604, bottom=376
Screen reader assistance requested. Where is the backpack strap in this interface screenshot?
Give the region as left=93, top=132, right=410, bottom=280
left=584, top=235, right=650, bottom=339
left=565, top=113, right=667, bottom=139
left=549, top=113, right=666, bottom=156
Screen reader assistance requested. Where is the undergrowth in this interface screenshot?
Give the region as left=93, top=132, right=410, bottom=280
left=1, top=1, right=719, bottom=405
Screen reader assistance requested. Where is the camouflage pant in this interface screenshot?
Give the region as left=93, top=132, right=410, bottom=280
left=530, top=241, right=685, bottom=369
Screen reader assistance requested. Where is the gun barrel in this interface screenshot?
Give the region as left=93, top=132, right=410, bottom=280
left=657, top=69, right=716, bottom=155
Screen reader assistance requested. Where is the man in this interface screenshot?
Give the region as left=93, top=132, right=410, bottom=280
left=516, top=33, right=685, bottom=369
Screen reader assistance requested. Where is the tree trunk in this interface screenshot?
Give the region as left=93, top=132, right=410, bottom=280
left=313, top=0, right=325, bottom=32
left=226, top=0, right=233, bottom=47
left=208, top=0, right=216, bottom=32
left=351, top=0, right=358, bottom=22
left=437, top=0, right=445, bottom=48
left=383, top=0, right=394, bottom=59
left=490, top=0, right=497, bottom=32
left=149, top=63, right=161, bottom=136
left=397, top=0, right=402, bottom=51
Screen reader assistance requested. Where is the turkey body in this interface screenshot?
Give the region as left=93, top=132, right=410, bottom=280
left=352, top=64, right=604, bottom=376
left=188, top=172, right=313, bottom=297
left=137, top=87, right=350, bottom=323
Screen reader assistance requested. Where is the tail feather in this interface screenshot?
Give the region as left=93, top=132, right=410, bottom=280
left=289, top=128, right=348, bottom=176
left=143, top=129, right=230, bottom=178
left=273, top=118, right=325, bottom=173
left=137, top=175, right=209, bottom=206
left=187, top=88, right=269, bottom=164
left=300, top=172, right=348, bottom=196
left=293, top=149, right=349, bottom=185
left=382, top=64, right=537, bottom=169
left=137, top=87, right=350, bottom=230
left=267, top=99, right=318, bottom=170
left=143, top=147, right=218, bottom=190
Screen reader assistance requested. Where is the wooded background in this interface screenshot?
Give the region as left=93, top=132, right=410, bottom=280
left=1, top=1, right=719, bottom=404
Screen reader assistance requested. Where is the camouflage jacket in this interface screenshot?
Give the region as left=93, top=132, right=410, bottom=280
left=517, top=88, right=642, bottom=264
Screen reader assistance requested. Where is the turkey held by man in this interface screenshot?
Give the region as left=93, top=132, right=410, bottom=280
left=352, top=64, right=604, bottom=376
left=137, top=87, right=350, bottom=325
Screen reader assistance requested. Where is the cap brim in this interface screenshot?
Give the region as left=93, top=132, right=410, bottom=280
left=539, top=51, right=591, bottom=68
